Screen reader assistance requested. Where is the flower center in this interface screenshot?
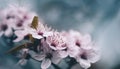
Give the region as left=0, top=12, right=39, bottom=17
left=75, top=40, right=81, bottom=47
left=17, top=23, right=23, bottom=27
left=38, top=32, right=43, bottom=36
left=51, top=42, right=56, bottom=47
left=46, top=53, right=52, bottom=59
left=1, top=24, right=8, bottom=31
left=23, top=15, right=28, bottom=19
left=76, top=42, right=81, bottom=47
left=17, top=20, right=23, bottom=27
left=80, top=53, right=87, bottom=60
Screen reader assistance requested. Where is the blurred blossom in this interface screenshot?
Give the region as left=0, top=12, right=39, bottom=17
left=0, top=4, right=37, bottom=37
left=46, top=31, right=67, bottom=50
left=61, top=30, right=100, bottom=69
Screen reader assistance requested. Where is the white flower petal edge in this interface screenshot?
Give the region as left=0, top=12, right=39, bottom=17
left=41, top=59, right=51, bottom=69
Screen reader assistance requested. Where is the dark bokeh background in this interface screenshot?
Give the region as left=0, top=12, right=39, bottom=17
left=0, top=0, right=120, bottom=69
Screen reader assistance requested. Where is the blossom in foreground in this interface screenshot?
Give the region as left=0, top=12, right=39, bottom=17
left=30, top=39, right=63, bottom=69
left=29, top=23, right=52, bottom=39
left=46, top=32, right=67, bottom=50
left=14, top=21, right=52, bottom=42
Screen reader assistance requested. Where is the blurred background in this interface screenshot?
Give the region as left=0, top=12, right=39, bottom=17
left=0, top=0, right=120, bottom=69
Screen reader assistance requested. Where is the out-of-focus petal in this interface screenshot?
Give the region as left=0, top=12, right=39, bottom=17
left=14, top=30, right=28, bottom=42
left=32, top=54, right=45, bottom=61
left=0, top=31, right=4, bottom=37
left=58, top=50, right=68, bottom=58
left=87, top=49, right=100, bottom=63
left=4, top=27, right=12, bottom=37
left=82, top=34, right=91, bottom=45
left=41, top=59, right=51, bottom=69
left=17, top=59, right=27, bottom=66
left=79, top=59, right=91, bottom=69
left=51, top=51, right=62, bottom=64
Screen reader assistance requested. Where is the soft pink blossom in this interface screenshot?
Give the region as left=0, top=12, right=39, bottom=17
left=61, top=30, right=100, bottom=69
left=14, top=22, right=52, bottom=42
left=31, top=39, right=63, bottom=69
left=46, top=32, right=67, bottom=50
left=75, top=48, right=100, bottom=69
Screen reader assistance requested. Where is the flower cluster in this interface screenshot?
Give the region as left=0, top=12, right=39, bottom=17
left=0, top=5, right=37, bottom=37
left=0, top=5, right=100, bottom=69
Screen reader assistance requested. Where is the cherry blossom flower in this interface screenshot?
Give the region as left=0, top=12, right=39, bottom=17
left=61, top=31, right=80, bottom=57
left=65, top=30, right=93, bottom=57
left=0, top=5, right=37, bottom=37
left=17, top=48, right=29, bottom=66
left=61, top=30, right=100, bottom=69
left=29, top=23, right=52, bottom=39
left=46, top=31, right=67, bottom=50
left=75, top=48, right=100, bottom=69
left=14, top=22, right=52, bottom=42
left=0, top=5, right=37, bottom=30
left=30, top=39, right=63, bottom=69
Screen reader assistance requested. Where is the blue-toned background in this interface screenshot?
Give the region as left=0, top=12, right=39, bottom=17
left=0, top=0, right=120, bottom=69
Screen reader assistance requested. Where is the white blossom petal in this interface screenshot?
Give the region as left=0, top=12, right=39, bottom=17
left=41, top=59, right=51, bottom=69
left=17, top=59, right=27, bottom=66
left=88, top=50, right=100, bottom=63
left=32, top=33, right=43, bottom=39
left=14, top=30, right=28, bottom=42
left=79, top=59, right=91, bottom=69
left=33, top=54, right=45, bottom=61
left=4, top=27, right=12, bottom=36
left=82, top=34, right=91, bottom=45
left=58, top=51, right=68, bottom=58
left=13, top=36, right=24, bottom=42
left=51, top=52, right=62, bottom=64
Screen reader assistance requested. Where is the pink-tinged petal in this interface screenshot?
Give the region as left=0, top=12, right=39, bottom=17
left=13, top=36, right=24, bottom=42
left=51, top=52, right=62, bottom=64
left=52, top=57, right=62, bottom=64
left=4, top=27, right=12, bottom=37
left=32, top=54, right=45, bottom=61
left=87, top=50, right=100, bottom=63
left=41, top=59, right=51, bottom=69
left=29, top=50, right=45, bottom=61
left=79, top=59, right=91, bottom=69
left=68, top=46, right=79, bottom=57
left=56, top=46, right=67, bottom=50
left=81, top=43, right=93, bottom=50
left=58, top=51, right=68, bottom=58
left=82, top=34, right=91, bottom=45
left=15, top=30, right=28, bottom=37
left=49, top=45, right=57, bottom=50
left=32, top=33, right=43, bottom=39
left=14, top=30, right=28, bottom=42
left=89, top=54, right=100, bottom=63
left=43, top=32, right=52, bottom=37
left=17, top=59, right=27, bottom=66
